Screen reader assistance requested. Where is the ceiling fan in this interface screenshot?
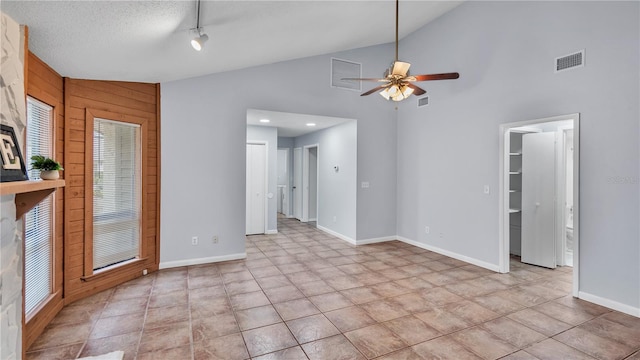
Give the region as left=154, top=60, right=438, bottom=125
left=343, top=0, right=459, bottom=102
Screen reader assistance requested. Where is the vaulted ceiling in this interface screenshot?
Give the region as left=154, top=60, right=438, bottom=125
left=3, top=1, right=461, bottom=83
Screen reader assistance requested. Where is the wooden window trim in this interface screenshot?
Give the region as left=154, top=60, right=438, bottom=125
left=84, top=108, right=148, bottom=278
left=23, top=91, right=63, bottom=350
left=81, top=257, right=149, bottom=282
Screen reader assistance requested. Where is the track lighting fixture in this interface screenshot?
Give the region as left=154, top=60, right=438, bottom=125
left=190, top=0, right=208, bottom=51
left=191, top=30, right=208, bottom=51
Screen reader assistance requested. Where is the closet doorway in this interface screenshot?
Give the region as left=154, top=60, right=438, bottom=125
left=499, top=113, right=580, bottom=297
left=302, top=145, right=319, bottom=223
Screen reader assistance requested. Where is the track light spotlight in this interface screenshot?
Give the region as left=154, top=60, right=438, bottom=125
left=191, top=32, right=208, bottom=51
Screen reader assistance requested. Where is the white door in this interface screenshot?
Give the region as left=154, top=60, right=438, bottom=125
left=521, top=132, right=556, bottom=268
left=293, top=147, right=302, bottom=220
left=246, top=143, right=266, bottom=235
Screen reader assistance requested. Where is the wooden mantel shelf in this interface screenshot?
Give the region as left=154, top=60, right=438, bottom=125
left=0, top=180, right=65, bottom=218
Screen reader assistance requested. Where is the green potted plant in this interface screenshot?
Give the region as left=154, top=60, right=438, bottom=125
left=30, top=155, right=63, bottom=180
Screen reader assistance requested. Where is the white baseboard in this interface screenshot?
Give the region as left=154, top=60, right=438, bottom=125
left=578, top=291, right=640, bottom=318
left=265, top=229, right=278, bottom=235
left=159, top=252, right=246, bottom=269
left=309, top=218, right=317, bottom=222
left=397, top=236, right=500, bottom=272
left=317, top=225, right=356, bottom=245
left=357, top=236, right=396, bottom=246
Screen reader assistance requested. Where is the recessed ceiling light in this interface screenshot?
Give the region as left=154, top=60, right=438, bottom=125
left=306, top=123, right=316, bottom=127
left=259, top=119, right=270, bottom=123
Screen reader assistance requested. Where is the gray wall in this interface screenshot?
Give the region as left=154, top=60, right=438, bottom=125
left=161, top=44, right=398, bottom=265
left=247, top=125, right=278, bottom=233
left=295, top=121, right=357, bottom=239
left=396, top=1, right=639, bottom=310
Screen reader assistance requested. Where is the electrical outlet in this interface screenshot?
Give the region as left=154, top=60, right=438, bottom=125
left=425, top=226, right=430, bottom=234
left=191, top=236, right=198, bottom=245
left=212, top=235, right=219, bottom=244
left=484, top=185, right=490, bottom=194
left=333, top=216, right=337, bottom=222
left=439, top=233, right=444, bottom=239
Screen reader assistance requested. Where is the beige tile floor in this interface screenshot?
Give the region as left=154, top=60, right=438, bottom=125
left=27, top=217, right=640, bottom=359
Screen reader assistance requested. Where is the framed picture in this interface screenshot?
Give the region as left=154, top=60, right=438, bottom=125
left=1, top=124, right=28, bottom=182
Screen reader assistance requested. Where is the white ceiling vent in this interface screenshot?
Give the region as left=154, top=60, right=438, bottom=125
left=555, top=50, right=585, bottom=73
left=417, top=96, right=429, bottom=108
left=331, top=58, right=361, bottom=91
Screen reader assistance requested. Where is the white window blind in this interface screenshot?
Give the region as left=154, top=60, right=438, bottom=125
left=25, top=97, right=53, bottom=315
left=93, top=118, right=141, bottom=270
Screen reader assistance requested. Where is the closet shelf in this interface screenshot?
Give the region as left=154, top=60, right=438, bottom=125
left=509, top=190, right=521, bottom=193
left=509, top=208, right=521, bottom=213
left=0, top=180, right=65, bottom=218
left=509, top=171, right=522, bottom=175
left=509, top=152, right=522, bottom=156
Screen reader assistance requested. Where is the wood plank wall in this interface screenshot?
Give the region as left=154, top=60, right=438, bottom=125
left=25, top=51, right=65, bottom=350
left=25, top=52, right=160, bottom=348
left=64, top=78, right=160, bottom=304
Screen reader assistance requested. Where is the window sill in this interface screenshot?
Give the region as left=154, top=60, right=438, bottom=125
left=81, top=257, right=148, bottom=282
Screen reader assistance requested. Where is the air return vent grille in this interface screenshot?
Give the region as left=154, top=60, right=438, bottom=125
left=417, top=96, right=429, bottom=107
left=331, top=58, right=361, bottom=91
left=555, top=50, right=585, bottom=73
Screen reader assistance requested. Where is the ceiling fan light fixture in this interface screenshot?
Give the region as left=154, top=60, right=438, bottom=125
left=342, top=0, right=459, bottom=102
left=401, top=85, right=414, bottom=98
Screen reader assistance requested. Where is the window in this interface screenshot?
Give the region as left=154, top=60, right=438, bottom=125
left=92, top=118, right=141, bottom=270
left=25, top=97, right=53, bottom=314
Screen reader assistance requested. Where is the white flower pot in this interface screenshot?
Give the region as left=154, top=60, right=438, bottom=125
left=40, top=170, right=60, bottom=180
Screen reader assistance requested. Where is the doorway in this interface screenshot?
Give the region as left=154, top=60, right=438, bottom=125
left=246, top=142, right=267, bottom=235
left=293, top=147, right=302, bottom=221
left=302, top=145, right=319, bottom=223
left=277, top=148, right=289, bottom=216
left=499, top=113, right=580, bottom=297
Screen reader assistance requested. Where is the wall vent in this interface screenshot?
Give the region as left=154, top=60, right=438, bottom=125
left=331, top=58, right=361, bottom=91
left=555, top=50, right=585, bottom=73
left=417, top=96, right=429, bottom=107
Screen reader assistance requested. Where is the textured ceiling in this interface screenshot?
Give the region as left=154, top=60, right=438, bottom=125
left=2, top=1, right=461, bottom=83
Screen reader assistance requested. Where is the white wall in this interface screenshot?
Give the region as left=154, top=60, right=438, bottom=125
left=295, top=122, right=357, bottom=240
left=397, top=1, right=639, bottom=312
left=161, top=44, right=398, bottom=266
left=247, top=125, right=278, bottom=233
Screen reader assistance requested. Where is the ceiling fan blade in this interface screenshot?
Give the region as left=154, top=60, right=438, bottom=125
left=342, top=78, right=390, bottom=82
left=412, top=72, right=460, bottom=81
left=391, top=61, right=411, bottom=76
left=405, top=83, right=426, bottom=96
left=361, top=85, right=389, bottom=96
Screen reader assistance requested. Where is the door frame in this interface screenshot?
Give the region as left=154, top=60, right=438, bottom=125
left=498, top=113, right=580, bottom=297
left=556, top=125, right=574, bottom=267
left=246, top=141, right=268, bottom=235
left=302, top=144, right=319, bottom=223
